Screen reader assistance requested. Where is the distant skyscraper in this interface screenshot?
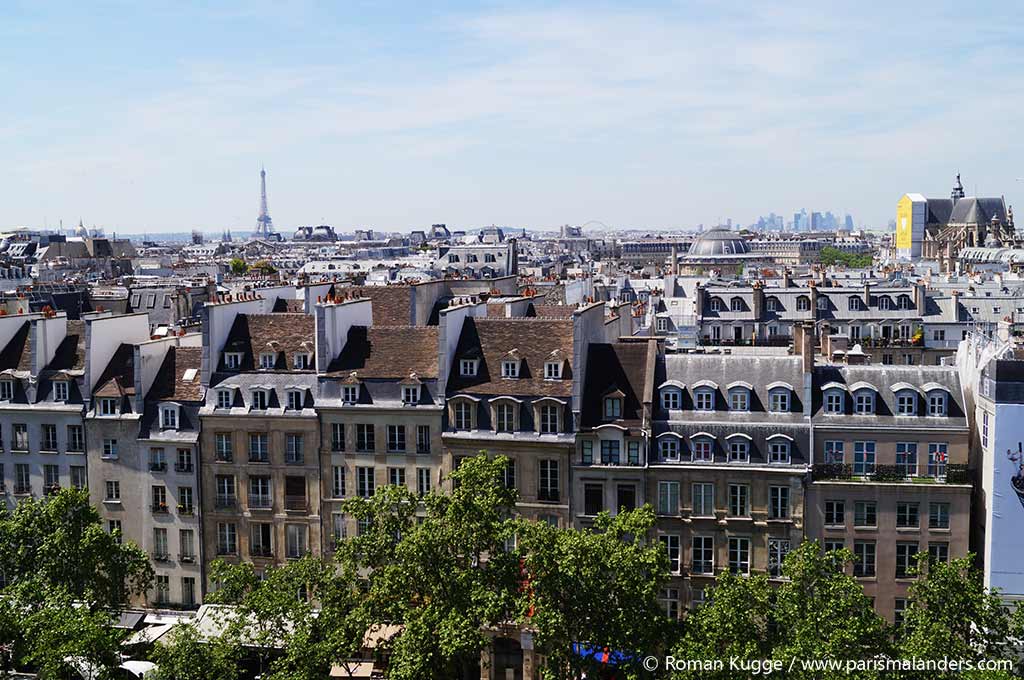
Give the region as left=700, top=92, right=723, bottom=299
left=254, top=167, right=275, bottom=239
left=844, top=214, right=855, bottom=230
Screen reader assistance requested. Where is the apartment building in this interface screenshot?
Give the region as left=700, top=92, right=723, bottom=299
left=805, top=361, right=970, bottom=623
left=650, top=348, right=811, bottom=615
left=199, top=300, right=321, bottom=582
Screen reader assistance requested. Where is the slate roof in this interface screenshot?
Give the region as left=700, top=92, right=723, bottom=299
left=93, top=343, right=135, bottom=397
left=948, top=197, right=1007, bottom=225
left=446, top=317, right=574, bottom=397
left=326, top=326, right=439, bottom=379
left=0, top=321, right=32, bottom=372
left=926, top=198, right=954, bottom=225
left=222, top=313, right=315, bottom=371
left=581, top=342, right=650, bottom=429
left=148, top=346, right=203, bottom=402
left=48, top=320, right=86, bottom=372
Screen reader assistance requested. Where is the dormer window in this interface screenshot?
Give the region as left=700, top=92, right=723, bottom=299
left=402, top=386, right=420, bottom=405
left=544, top=362, right=562, bottom=380
left=898, top=295, right=913, bottom=310
left=824, top=390, right=844, bottom=414
left=160, top=405, right=178, bottom=430
left=878, top=296, right=892, bottom=311
left=293, top=353, right=310, bottom=370
left=729, top=389, right=749, bottom=412
left=54, top=381, right=69, bottom=402
left=766, top=297, right=779, bottom=312
left=730, top=297, right=744, bottom=312
left=342, top=385, right=359, bottom=404
left=928, top=391, right=947, bottom=417
left=0, top=380, right=12, bottom=401
left=604, top=397, right=622, bottom=419
left=259, top=353, right=276, bottom=369
left=453, top=401, right=473, bottom=430
left=217, top=389, right=233, bottom=409
left=659, top=438, right=679, bottom=462
left=694, top=389, right=715, bottom=412
left=817, top=296, right=829, bottom=310
left=251, top=389, right=268, bottom=410
left=768, top=389, right=790, bottom=413
left=896, top=391, right=916, bottom=416
left=710, top=298, right=723, bottom=312
left=460, top=359, right=478, bottom=377
left=849, top=297, right=863, bottom=311
left=99, top=397, right=118, bottom=416
left=661, top=389, right=681, bottom=410
left=796, top=296, right=810, bottom=312
left=501, top=360, right=520, bottom=379
left=287, top=390, right=303, bottom=410
left=224, top=352, right=242, bottom=369
left=854, top=390, right=874, bottom=415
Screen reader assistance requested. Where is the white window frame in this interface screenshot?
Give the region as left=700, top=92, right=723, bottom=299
left=661, top=389, right=681, bottom=410
left=160, top=405, right=178, bottom=430
left=402, top=385, right=420, bottom=405
left=251, top=389, right=268, bottom=410
left=928, top=392, right=947, bottom=417
left=0, top=380, right=12, bottom=401
left=259, top=353, right=276, bottom=369
left=342, top=385, right=359, bottom=404
left=460, top=359, right=478, bottom=377
left=544, top=361, right=562, bottom=380
left=825, top=390, right=844, bottom=414
left=53, top=381, right=69, bottom=402
left=694, top=389, right=715, bottom=411
left=224, top=352, right=242, bottom=369
left=287, top=390, right=303, bottom=411
left=217, top=389, right=232, bottom=409
left=769, top=389, right=790, bottom=413
left=659, top=438, right=680, bottom=462
left=501, top=360, right=520, bottom=378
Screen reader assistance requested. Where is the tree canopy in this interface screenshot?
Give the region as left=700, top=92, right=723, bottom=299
left=820, top=246, right=873, bottom=268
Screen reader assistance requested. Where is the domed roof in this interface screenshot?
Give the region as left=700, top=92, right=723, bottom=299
left=687, top=228, right=750, bottom=257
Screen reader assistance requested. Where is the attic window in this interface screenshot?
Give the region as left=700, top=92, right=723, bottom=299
left=501, top=360, right=520, bottom=379
left=251, top=389, right=269, bottom=410
left=287, top=390, right=304, bottom=410
left=0, top=380, right=12, bottom=401
left=224, top=352, right=242, bottom=370
left=544, top=361, right=562, bottom=380
left=485, top=253, right=497, bottom=263
left=604, top=397, right=622, bottom=419
left=54, top=381, right=69, bottom=402
left=294, top=354, right=310, bottom=370
left=99, top=398, right=118, bottom=416
left=342, top=385, right=359, bottom=405
left=182, top=368, right=198, bottom=382
left=217, top=389, right=232, bottom=409
left=460, top=360, right=478, bottom=377
left=402, top=386, right=420, bottom=405
left=161, top=405, right=178, bottom=429
left=259, top=353, right=276, bottom=369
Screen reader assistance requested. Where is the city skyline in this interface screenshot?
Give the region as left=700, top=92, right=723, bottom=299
left=3, top=1, right=1022, bottom=232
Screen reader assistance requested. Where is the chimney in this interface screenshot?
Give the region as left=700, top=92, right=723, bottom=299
left=914, top=281, right=926, bottom=315
left=796, top=321, right=816, bottom=373
left=782, top=269, right=792, bottom=288
left=862, top=281, right=871, bottom=307
left=670, top=244, right=678, bottom=276
left=752, top=280, right=765, bottom=321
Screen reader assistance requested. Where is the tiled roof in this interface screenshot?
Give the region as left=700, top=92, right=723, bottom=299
left=223, top=313, right=315, bottom=371
left=272, top=298, right=305, bottom=313
left=446, top=318, right=574, bottom=397
left=344, top=287, right=413, bottom=326
left=530, top=304, right=576, bottom=319
left=326, top=326, right=439, bottom=379
left=48, top=319, right=86, bottom=371
left=148, top=346, right=203, bottom=402
left=0, top=321, right=32, bottom=372
left=581, top=342, right=650, bottom=429
left=93, top=343, right=135, bottom=397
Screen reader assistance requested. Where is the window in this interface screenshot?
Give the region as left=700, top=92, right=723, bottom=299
left=728, top=484, right=750, bottom=517
left=0, top=380, right=12, bottom=400
left=248, top=433, right=268, bottom=462
left=659, top=438, right=679, bottom=461
left=286, top=525, right=308, bottom=559
left=928, top=542, right=949, bottom=564
left=627, top=440, right=640, bottom=465
left=102, top=438, right=118, bottom=458
left=817, top=296, right=829, bottom=310
left=386, top=425, right=406, bottom=452
left=67, top=425, right=84, bottom=452
left=495, top=403, right=515, bottom=432
left=581, top=440, right=593, bottom=464
left=251, top=390, right=268, bottom=410
left=176, top=448, right=193, bottom=472
left=501, top=360, right=519, bottom=378
left=153, top=528, right=169, bottom=560
left=853, top=541, right=876, bottom=577
left=224, top=352, right=241, bottom=369
left=460, top=359, right=478, bottom=377
left=540, top=404, right=559, bottom=433
left=768, top=539, right=791, bottom=578
left=13, top=463, right=29, bottom=494
left=824, top=500, right=845, bottom=526
left=982, top=412, right=989, bottom=449
left=656, top=317, right=669, bottom=333
left=692, top=438, right=713, bottom=462
left=180, top=530, right=195, bottom=561
left=9, top=424, right=25, bottom=451
left=928, top=392, right=947, bottom=417
left=927, top=443, right=948, bottom=478
left=929, top=502, right=950, bottom=529
left=766, top=297, right=779, bottom=312
left=416, top=425, right=431, bottom=454
left=105, top=480, right=121, bottom=501
left=731, top=297, right=744, bottom=311
left=453, top=402, right=472, bottom=430
left=502, top=460, right=516, bottom=490
left=660, top=535, right=681, bottom=573
left=108, top=519, right=122, bottom=541
left=42, top=464, right=59, bottom=493
left=152, top=485, right=168, bottom=511
left=70, top=466, right=86, bottom=489
left=332, top=466, right=346, bottom=498
left=728, top=537, right=751, bottom=574
left=287, top=390, right=303, bottom=410
left=896, top=502, right=919, bottom=528
left=217, top=389, right=232, bottom=409
left=294, top=353, right=310, bottom=370
left=584, top=484, right=604, bottom=516
left=600, top=440, right=621, bottom=465
left=854, top=501, right=877, bottom=527
left=604, top=397, right=622, bottom=419
left=710, top=297, right=723, bottom=312
left=660, top=588, right=680, bottom=620
left=544, top=362, right=562, bottom=379
left=824, top=440, right=844, bottom=464
left=824, top=540, right=845, bottom=553
left=657, top=481, right=679, bottom=515
left=692, top=535, right=714, bottom=574
left=387, top=467, right=406, bottom=488
left=259, top=353, right=275, bottom=369
left=161, top=405, right=178, bottom=429
left=54, top=381, right=69, bottom=402
left=896, top=542, right=918, bottom=578
left=729, top=390, right=749, bottom=412
left=342, top=385, right=359, bottom=404
left=417, top=467, right=431, bottom=495
left=694, top=389, right=715, bottom=411
left=178, top=486, right=194, bottom=514
left=215, top=475, right=236, bottom=507
left=217, top=523, right=237, bottom=555
left=215, top=433, right=233, bottom=462
left=356, top=424, right=375, bottom=452
left=796, top=296, right=810, bottom=312
left=538, top=460, right=559, bottom=502
left=41, top=424, right=57, bottom=451
left=728, top=439, right=749, bottom=462
left=150, top=447, right=167, bottom=472
left=285, top=433, right=304, bottom=464
left=357, top=467, right=375, bottom=498
left=896, top=392, right=916, bottom=416
left=99, top=397, right=117, bottom=415
left=825, top=391, right=844, bottom=414
left=849, top=297, right=863, bottom=311
left=768, top=440, right=790, bottom=464
left=853, top=441, right=875, bottom=475
left=854, top=391, right=874, bottom=415
left=769, top=390, right=790, bottom=413
left=769, top=486, right=789, bottom=519
left=662, top=389, right=681, bottom=410
left=890, top=442, right=918, bottom=478
left=154, top=575, right=169, bottom=603
left=692, top=483, right=714, bottom=517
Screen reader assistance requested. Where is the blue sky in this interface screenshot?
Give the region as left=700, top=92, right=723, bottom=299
left=3, top=1, right=1023, bottom=233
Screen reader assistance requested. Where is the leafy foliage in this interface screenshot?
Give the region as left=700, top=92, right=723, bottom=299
left=229, top=257, right=249, bottom=275
left=148, top=623, right=243, bottom=680
left=820, top=246, right=873, bottom=268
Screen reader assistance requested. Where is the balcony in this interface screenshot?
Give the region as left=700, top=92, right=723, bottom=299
left=150, top=462, right=167, bottom=473
left=175, top=463, right=194, bottom=473
left=811, top=463, right=971, bottom=485
left=151, top=503, right=170, bottom=514
left=284, top=495, right=307, bottom=512
left=177, top=505, right=194, bottom=516
left=152, top=551, right=170, bottom=562
left=248, top=494, right=273, bottom=510
left=215, top=495, right=237, bottom=509
left=179, top=553, right=195, bottom=563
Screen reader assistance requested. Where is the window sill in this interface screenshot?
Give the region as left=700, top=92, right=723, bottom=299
left=103, top=499, right=123, bottom=505
left=895, top=526, right=920, bottom=533
left=853, top=525, right=878, bottom=531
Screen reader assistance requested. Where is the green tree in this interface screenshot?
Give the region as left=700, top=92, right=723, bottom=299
left=251, top=259, right=278, bottom=275
left=517, top=506, right=672, bottom=680
left=820, top=246, right=873, bottom=268
left=148, top=622, right=243, bottom=680
left=229, top=258, right=249, bottom=275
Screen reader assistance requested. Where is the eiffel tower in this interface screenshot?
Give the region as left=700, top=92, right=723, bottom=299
left=253, top=166, right=275, bottom=239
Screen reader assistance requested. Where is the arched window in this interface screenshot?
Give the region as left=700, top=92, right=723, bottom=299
left=797, top=296, right=810, bottom=312
left=730, top=297, right=744, bottom=312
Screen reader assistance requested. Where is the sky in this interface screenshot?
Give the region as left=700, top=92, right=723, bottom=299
left=3, top=0, right=1023, bottom=234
